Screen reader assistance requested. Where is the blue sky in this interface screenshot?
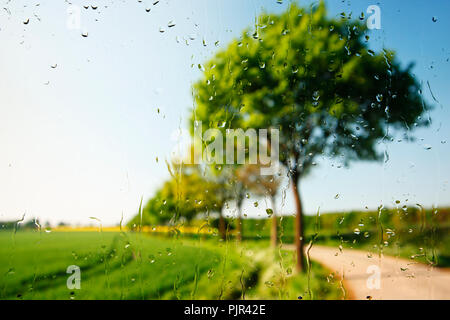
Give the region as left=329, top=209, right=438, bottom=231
left=0, top=0, right=449, bottom=226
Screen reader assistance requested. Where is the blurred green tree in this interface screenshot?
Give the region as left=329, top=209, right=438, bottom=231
left=192, top=2, right=430, bottom=271
left=128, top=164, right=223, bottom=228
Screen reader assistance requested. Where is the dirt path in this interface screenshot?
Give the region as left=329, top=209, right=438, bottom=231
left=285, top=245, right=450, bottom=300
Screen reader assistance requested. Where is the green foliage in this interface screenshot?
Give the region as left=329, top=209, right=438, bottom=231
left=0, top=219, right=49, bottom=231
left=238, top=207, right=450, bottom=267
left=236, top=164, right=281, bottom=198
left=239, top=207, right=449, bottom=238
left=192, top=2, right=429, bottom=179
left=128, top=166, right=226, bottom=228
left=0, top=221, right=18, bottom=230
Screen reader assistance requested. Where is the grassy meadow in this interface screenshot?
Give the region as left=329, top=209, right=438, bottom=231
left=0, top=231, right=341, bottom=300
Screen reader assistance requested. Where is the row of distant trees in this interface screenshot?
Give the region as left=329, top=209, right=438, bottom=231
left=128, top=162, right=281, bottom=245
left=129, top=2, right=429, bottom=272
left=0, top=219, right=62, bottom=230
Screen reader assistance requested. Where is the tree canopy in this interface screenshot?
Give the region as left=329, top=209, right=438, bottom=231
left=192, top=2, right=428, bottom=176
left=128, top=166, right=224, bottom=228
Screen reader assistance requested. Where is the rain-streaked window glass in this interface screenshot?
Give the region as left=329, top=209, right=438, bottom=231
left=0, top=0, right=449, bottom=302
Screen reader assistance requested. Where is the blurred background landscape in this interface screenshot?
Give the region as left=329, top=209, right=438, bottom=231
left=1, top=0, right=449, bottom=300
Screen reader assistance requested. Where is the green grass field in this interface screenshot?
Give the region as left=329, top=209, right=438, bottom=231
left=0, top=231, right=341, bottom=300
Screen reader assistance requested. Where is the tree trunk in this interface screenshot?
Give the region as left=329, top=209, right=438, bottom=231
left=236, top=201, right=243, bottom=242
left=219, top=213, right=226, bottom=240
left=270, top=195, right=278, bottom=248
left=291, top=172, right=305, bottom=273
left=236, top=216, right=242, bottom=242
